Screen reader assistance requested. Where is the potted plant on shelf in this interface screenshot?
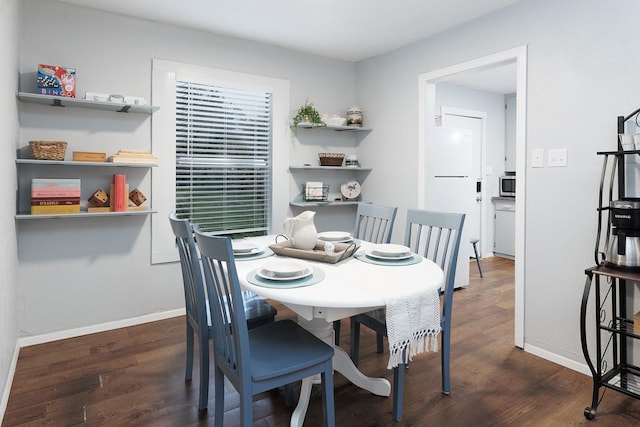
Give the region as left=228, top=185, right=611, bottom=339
left=292, top=101, right=325, bottom=127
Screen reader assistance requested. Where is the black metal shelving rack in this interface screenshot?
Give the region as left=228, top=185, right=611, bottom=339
left=580, top=108, right=640, bottom=420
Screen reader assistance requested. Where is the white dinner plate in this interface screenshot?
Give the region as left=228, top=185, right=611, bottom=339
left=234, top=246, right=265, bottom=256
left=232, top=240, right=258, bottom=254
left=259, top=259, right=311, bottom=279
left=318, top=231, right=353, bottom=243
left=257, top=266, right=312, bottom=281
left=365, top=249, right=414, bottom=261
left=370, top=243, right=412, bottom=258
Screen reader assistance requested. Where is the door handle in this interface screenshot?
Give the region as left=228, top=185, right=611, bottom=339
left=476, top=196, right=482, bottom=202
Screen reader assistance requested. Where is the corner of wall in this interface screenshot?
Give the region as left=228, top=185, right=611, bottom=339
left=0, top=0, right=21, bottom=422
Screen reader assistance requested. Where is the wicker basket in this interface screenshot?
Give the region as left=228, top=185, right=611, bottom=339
left=29, top=141, right=67, bottom=160
left=318, top=152, right=344, bottom=166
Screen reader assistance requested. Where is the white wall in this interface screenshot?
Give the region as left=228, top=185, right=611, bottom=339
left=356, top=0, right=640, bottom=367
left=0, top=0, right=20, bottom=418
left=17, top=0, right=357, bottom=337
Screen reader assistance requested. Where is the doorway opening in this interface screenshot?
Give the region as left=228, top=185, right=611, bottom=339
left=418, top=46, right=527, bottom=348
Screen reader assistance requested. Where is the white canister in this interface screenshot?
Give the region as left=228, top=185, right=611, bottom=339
left=346, top=106, right=363, bottom=127
left=345, top=154, right=359, bottom=167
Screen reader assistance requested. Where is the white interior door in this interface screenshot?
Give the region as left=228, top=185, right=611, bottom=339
left=442, top=111, right=484, bottom=254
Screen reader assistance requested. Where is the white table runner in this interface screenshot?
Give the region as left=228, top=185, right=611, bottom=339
left=384, top=290, right=441, bottom=369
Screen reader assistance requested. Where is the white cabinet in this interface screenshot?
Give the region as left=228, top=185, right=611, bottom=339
left=494, top=198, right=515, bottom=258
left=16, top=93, right=158, bottom=219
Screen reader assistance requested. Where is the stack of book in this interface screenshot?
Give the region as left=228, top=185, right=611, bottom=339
left=108, top=150, right=157, bottom=164
left=31, top=178, right=81, bottom=215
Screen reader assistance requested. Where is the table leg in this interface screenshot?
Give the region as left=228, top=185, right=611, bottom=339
left=289, top=317, right=391, bottom=427
left=333, top=345, right=391, bottom=396
left=290, top=376, right=313, bottom=427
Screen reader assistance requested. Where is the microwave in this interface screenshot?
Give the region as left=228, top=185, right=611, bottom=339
left=499, top=175, right=516, bottom=197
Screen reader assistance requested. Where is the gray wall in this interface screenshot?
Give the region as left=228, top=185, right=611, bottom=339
left=356, top=0, right=640, bottom=366
left=17, top=0, right=357, bottom=337
left=0, top=0, right=19, bottom=417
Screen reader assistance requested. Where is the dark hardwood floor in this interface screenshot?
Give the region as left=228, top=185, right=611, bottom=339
left=4, top=257, right=640, bottom=426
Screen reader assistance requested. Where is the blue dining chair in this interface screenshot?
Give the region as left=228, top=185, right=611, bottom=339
left=168, top=212, right=277, bottom=415
left=350, top=209, right=465, bottom=421
left=334, top=203, right=398, bottom=346
left=193, top=226, right=336, bottom=427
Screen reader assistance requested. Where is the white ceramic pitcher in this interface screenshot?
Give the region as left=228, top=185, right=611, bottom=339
left=283, top=210, right=318, bottom=250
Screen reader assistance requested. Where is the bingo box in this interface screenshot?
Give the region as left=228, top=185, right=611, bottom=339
left=37, top=64, right=76, bottom=98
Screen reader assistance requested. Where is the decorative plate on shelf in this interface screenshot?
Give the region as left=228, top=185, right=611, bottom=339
left=340, top=180, right=361, bottom=200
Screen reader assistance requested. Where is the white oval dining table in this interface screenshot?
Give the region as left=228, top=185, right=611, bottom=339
left=234, top=236, right=444, bottom=427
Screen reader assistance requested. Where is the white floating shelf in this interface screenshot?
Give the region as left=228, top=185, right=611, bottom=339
left=17, top=92, right=159, bottom=114
left=15, top=210, right=156, bottom=220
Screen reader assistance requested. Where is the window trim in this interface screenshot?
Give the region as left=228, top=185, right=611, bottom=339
left=151, top=59, right=290, bottom=264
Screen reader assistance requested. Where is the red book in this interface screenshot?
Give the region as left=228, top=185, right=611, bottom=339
left=112, top=174, right=126, bottom=212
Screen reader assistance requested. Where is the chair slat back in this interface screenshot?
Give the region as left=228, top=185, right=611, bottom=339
left=353, top=203, right=398, bottom=244
left=169, top=212, right=208, bottom=334
left=404, top=209, right=465, bottom=326
left=193, top=227, right=250, bottom=386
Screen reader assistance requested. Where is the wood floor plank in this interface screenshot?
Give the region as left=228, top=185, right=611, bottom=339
left=5, top=257, right=640, bottom=426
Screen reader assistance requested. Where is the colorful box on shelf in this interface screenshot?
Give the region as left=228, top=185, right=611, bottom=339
left=37, top=64, right=76, bottom=98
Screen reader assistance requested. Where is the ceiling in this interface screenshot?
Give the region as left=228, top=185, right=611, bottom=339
left=60, top=0, right=521, bottom=63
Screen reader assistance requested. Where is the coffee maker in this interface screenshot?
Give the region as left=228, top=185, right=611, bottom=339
left=606, top=200, right=640, bottom=270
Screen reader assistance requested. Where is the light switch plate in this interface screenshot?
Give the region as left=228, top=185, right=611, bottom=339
left=531, top=148, right=544, bottom=168
left=548, top=148, right=568, bottom=167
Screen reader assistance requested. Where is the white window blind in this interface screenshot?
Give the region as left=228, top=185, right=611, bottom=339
left=175, top=80, right=272, bottom=236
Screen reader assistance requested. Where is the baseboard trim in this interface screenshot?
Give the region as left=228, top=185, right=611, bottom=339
left=17, top=308, right=185, bottom=348
left=525, top=343, right=591, bottom=376
left=0, top=341, right=20, bottom=423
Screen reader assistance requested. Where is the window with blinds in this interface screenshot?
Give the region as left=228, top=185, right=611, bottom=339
left=175, top=80, right=272, bottom=236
